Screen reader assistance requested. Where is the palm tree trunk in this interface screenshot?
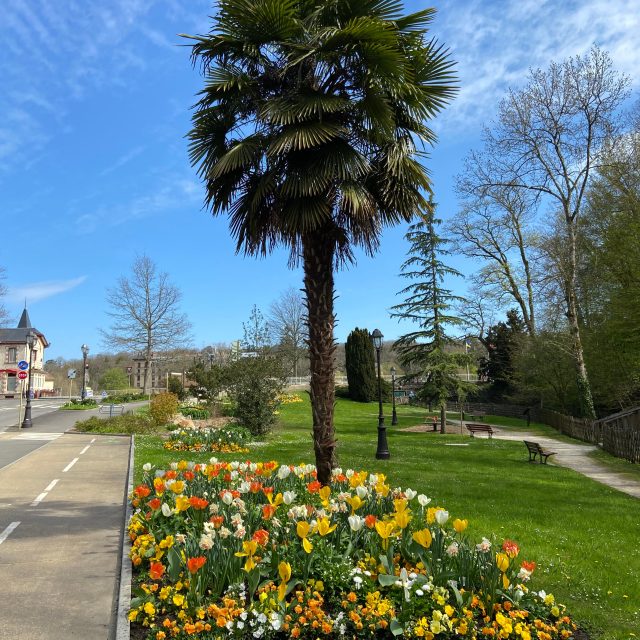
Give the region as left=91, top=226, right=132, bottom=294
left=303, top=229, right=337, bottom=486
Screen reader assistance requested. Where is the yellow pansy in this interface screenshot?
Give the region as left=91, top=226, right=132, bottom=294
left=412, top=528, right=433, bottom=549
left=158, top=535, right=174, bottom=549
left=172, top=593, right=184, bottom=606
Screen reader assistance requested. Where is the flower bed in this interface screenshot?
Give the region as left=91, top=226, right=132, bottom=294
left=164, top=426, right=251, bottom=454
left=128, top=460, right=576, bottom=639
left=278, top=394, right=304, bottom=405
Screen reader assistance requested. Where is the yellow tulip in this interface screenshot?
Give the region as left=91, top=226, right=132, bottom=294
left=346, top=495, right=364, bottom=512
left=296, top=521, right=311, bottom=539
left=267, top=492, right=283, bottom=506
left=235, top=540, right=259, bottom=572
left=302, top=537, right=313, bottom=553
left=175, top=496, right=190, bottom=512
left=375, top=520, right=397, bottom=549
left=170, top=481, right=185, bottom=494
left=496, top=552, right=509, bottom=572
left=412, top=528, right=433, bottom=549
left=394, top=510, right=412, bottom=530
left=375, top=481, right=390, bottom=497
left=502, top=572, right=510, bottom=589
left=318, top=485, right=331, bottom=505
left=316, top=517, right=337, bottom=537
left=393, top=498, right=408, bottom=514
left=278, top=561, right=291, bottom=583
left=277, top=581, right=287, bottom=601
left=453, top=518, right=468, bottom=533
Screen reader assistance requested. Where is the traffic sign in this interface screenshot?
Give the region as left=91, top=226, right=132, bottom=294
left=101, top=391, right=108, bottom=398
left=17, top=371, right=28, bottom=380
left=67, top=369, right=76, bottom=379
left=18, top=360, right=29, bottom=371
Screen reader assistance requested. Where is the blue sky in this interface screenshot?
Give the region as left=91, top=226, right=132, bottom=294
left=1, top=0, right=638, bottom=360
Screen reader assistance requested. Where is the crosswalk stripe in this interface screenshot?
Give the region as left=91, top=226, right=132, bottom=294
left=11, top=433, right=63, bottom=441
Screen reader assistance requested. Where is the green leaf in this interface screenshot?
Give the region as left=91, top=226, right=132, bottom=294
left=390, top=619, right=404, bottom=636
left=167, top=546, right=182, bottom=582
left=378, top=573, right=397, bottom=587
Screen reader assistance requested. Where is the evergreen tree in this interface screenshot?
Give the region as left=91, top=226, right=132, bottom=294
left=392, top=203, right=470, bottom=428
left=345, top=328, right=377, bottom=402
left=478, top=310, right=526, bottom=400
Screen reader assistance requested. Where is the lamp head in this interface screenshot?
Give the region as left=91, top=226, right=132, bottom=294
left=371, top=329, right=383, bottom=350
left=81, top=344, right=90, bottom=358
left=390, top=366, right=396, bottom=378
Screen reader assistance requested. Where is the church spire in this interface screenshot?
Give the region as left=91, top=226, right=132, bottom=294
left=17, top=307, right=32, bottom=329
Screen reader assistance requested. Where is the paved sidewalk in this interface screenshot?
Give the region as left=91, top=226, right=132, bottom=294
left=491, top=428, right=640, bottom=499
left=0, top=431, right=131, bottom=639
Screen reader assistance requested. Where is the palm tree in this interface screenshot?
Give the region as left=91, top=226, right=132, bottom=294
left=185, top=0, right=456, bottom=484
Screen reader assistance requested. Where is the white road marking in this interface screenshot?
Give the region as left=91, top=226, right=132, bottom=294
left=45, top=479, right=59, bottom=492
left=90, top=438, right=96, bottom=443
left=0, top=521, right=20, bottom=545
left=62, top=458, right=79, bottom=473
left=79, top=445, right=90, bottom=455
left=31, top=492, right=48, bottom=506
left=11, top=433, right=63, bottom=441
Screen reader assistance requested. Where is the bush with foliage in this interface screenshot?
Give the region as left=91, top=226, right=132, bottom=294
left=226, top=356, right=287, bottom=436
left=128, top=459, right=576, bottom=640
left=74, top=414, right=157, bottom=434
left=345, top=328, right=377, bottom=402
left=101, top=392, right=148, bottom=404
left=179, top=406, right=211, bottom=420
left=61, top=398, right=98, bottom=410
left=164, top=425, right=250, bottom=453
left=168, top=375, right=188, bottom=401
left=149, top=392, right=179, bottom=426
left=99, top=367, right=130, bottom=392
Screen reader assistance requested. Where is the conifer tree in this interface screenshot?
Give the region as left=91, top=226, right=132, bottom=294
left=345, top=328, right=377, bottom=403
left=392, top=203, right=470, bottom=429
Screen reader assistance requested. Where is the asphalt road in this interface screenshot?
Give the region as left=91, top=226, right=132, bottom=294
left=0, top=397, right=68, bottom=431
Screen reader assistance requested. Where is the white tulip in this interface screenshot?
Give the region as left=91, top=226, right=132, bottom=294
left=142, top=463, right=152, bottom=472
left=405, top=489, right=417, bottom=500
left=161, top=503, right=172, bottom=517
left=221, top=491, right=233, bottom=505
left=355, top=485, right=368, bottom=499
left=417, top=494, right=431, bottom=507
left=435, top=509, right=449, bottom=526
left=282, top=491, right=297, bottom=505
left=348, top=515, right=364, bottom=532
left=277, top=465, right=291, bottom=479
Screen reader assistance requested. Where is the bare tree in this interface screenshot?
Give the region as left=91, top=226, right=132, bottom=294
left=0, top=266, right=9, bottom=327
left=464, top=46, right=629, bottom=417
left=268, top=287, right=308, bottom=377
left=101, top=255, right=191, bottom=393
left=451, top=180, right=540, bottom=335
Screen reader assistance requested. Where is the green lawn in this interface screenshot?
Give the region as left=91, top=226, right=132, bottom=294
left=134, top=396, right=640, bottom=639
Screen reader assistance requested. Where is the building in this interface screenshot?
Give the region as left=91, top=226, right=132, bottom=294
left=0, top=308, right=50, bottom=398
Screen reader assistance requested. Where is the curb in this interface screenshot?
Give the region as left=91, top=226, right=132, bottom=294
left=112, top=435, right=135, bottom=640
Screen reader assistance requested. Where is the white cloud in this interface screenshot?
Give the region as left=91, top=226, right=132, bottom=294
left=8, top=276, right=87, bottom=304
left=100, top=145, right=145, bottom=177
left=434, top=0, right=640, bottom=135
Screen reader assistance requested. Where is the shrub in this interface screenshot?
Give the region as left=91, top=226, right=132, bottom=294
left=167, top=375, right=188, bottom=401
left=179, top=406, right=210, bottom=420
left=61, top=398, right=98, bottom=410
left=74, top=414, right=156, bottom=434
left=226, top=356, right=287, bottom=436
left=101, top=392, right=148, bottom=404
left=149, top=392, right=179, bottom=426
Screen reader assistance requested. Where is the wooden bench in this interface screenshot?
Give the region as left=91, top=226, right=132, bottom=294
left=466, top=423, right=494, bottom=438
left=523, top=440, right=556, bottom=464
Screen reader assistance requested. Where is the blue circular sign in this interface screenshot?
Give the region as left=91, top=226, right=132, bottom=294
left=17, top=360, right=29, bottom=371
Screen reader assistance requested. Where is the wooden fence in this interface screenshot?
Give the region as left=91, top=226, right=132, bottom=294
left=449, top=401, right=640, bottom=463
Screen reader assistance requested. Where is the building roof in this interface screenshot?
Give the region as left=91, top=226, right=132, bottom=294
left=0, top=308, right=50, bottom=348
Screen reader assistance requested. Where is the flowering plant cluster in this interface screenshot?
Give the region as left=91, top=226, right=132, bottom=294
left=164, top=427, right=251, bottom=454
left=278, top=394, right=304, bottom=405
left=128, top=459, right=575, bottom=639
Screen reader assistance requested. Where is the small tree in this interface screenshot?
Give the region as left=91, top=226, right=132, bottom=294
left=345, top=328, right=377, bottom=402
left=242, top=305, right=271, bottom=355
left=187, top=361, right=228, bottom=405
left=269, top=287, right=308, bottom=377
left=392, top=203, right=471, bottom=429
left=167, top=375, right=187, bottom=401
left=99, top=367, right=129, bottom=392
left=149, top=392, right=179, bottom=426
left=226, top=356, right=287, bottom=436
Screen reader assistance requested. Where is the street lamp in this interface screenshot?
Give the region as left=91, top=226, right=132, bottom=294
left=371, top=328, right=389, bottom=460
left=390, top=366, right=398, bottom=426
left=81, top=344, right=90, bottom=400
left=21, top=331, right=38, bottom=428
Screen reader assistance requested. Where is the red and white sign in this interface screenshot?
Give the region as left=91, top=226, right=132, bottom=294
left=17, top=371, right=28, bottom=380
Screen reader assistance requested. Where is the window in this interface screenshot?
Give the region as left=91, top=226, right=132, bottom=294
left=7, top=348, right=17, bottom=364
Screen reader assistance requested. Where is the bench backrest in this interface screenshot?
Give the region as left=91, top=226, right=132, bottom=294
left=523, top=440, right=543, bottom=452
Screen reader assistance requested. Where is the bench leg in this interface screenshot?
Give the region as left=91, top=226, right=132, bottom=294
left=541, top=454, right=548, bottom=464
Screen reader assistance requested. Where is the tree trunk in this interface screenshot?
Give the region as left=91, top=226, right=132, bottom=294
left=440, top=402, right=446, bottom=435
left=303, top=229, right=337, bottom=486
left=566, top=224, right=596, bottom=418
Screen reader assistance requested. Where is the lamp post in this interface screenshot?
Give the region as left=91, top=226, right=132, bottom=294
left=81, top=344, right=90, bottom=400
left=371, top=329, right=389, bottom=459
left=390, top=366, right=398, bottom=426
left=21, top=331, right=37, bottom=429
